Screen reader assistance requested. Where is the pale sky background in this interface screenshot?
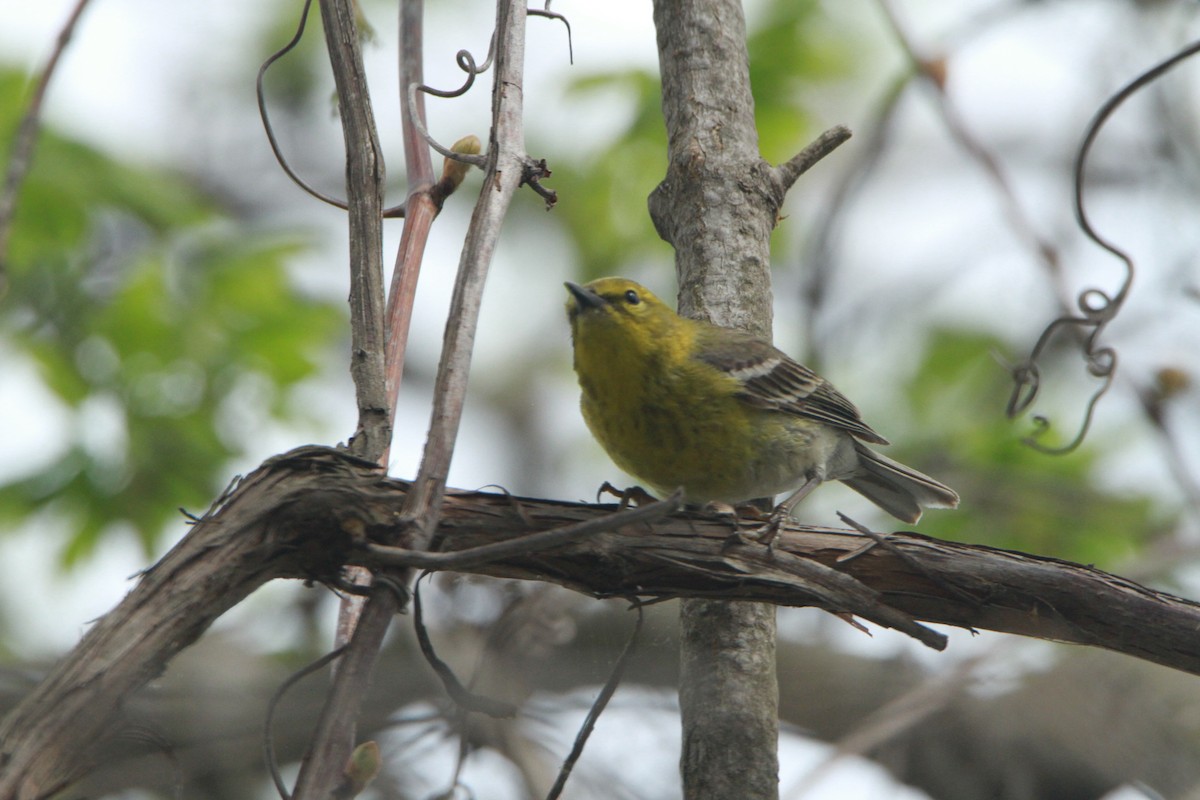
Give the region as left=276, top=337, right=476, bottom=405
left=2, top=1, right=1197, bottom=798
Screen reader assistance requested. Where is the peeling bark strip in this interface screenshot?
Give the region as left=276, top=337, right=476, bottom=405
left=3, top=445, right=1200, bottom=797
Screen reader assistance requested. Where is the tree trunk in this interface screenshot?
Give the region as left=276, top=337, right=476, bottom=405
left=650, top=0, right=786, bottom=797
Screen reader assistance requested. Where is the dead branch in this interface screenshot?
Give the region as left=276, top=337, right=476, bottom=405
left=287, top=0, right=391, bottom=793
left=0, top=447, right=362, bottom=799
left=2, top=445, right=1199, bottom=798
left=291, top=0, right=538, bottom=793
left=319, top=0, right=390, bottom=464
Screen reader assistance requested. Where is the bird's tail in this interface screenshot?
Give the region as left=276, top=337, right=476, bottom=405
left=841, top=444, right=959, bottom=524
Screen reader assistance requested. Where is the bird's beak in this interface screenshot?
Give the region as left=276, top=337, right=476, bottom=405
left=564, top=282, right=607, bottom=312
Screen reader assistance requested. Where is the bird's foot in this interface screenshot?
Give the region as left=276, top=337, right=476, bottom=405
left=720, top=504, right=784, bottom=551
left=597, top=481, right=658, bottom=510
left=750, top=506, right=790, bottom=551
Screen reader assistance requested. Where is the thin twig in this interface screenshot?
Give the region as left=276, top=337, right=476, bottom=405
left=403, top=33, right=494, bottom=168
left=0, top=0, right=93, bottom=290
left=254, top=0, right=411, bottom=219
left=365, top=491, right=683, bottom=571
left=747, top=543, right=948, bottom=651
left=407, top=79, right=489, bottom=167
left=397, top=0, right=534, bottom=550
left=773, top=125, right=853, bottom=192
left=315, top=0, right=390, bottom=463
left=289, top=0, right=389, bottom=794
left=256, top=0, right=360, bottom=212
left=264, top=646, right=348, bottom=799
left=1007, top=37, right=1200, bottom=454
left=412, top=576, right=518, bottom=718
left=529, top=7, right=574, bottom=65
left=544, top=604, right=645, bottom=800
left=384, top=0, right=443, bottom=428
left=836, top=513, right=978, bottom=607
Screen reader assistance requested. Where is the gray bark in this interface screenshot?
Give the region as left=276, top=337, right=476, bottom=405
left=650, top=1, right=787, bottom=797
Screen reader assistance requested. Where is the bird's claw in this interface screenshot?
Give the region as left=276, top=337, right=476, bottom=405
left=720, top=526, right=780, bottom=554
left=597, top=481, right=658, bottom=509
left=751, top=506, right=793, bottom=553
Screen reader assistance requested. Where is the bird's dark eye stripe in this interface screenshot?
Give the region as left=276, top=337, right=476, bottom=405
left=624, top=289, right=640, bottom=304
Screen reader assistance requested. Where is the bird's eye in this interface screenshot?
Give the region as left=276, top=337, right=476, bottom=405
left=624, top=289, right=640, bottom=305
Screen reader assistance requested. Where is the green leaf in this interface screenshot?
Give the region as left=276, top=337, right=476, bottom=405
left=0, top=68, right=345, bottom=564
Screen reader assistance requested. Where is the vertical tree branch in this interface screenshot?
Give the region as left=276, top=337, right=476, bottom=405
left=649, top=0, right=780, bottom=340
left=649, top=0, right=783, bottom=797
left=330, top=0, right=440, bottom=704
left=292, top=1, right=529, bottom=794
left=290, top=0, right=389, bottom=795
left=385, top=0, right=438, bottom=412
left=399, top=0, right=529, bottom=548
left=320, top=0, right=390, bottom=464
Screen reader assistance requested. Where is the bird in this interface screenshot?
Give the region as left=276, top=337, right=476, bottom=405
left=564, top=277, right=958, bottom=534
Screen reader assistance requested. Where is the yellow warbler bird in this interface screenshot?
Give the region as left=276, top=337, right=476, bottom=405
left=565, top=277, right=958, bottom=528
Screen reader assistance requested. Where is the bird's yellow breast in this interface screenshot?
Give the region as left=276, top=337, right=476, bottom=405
left=577, top=345, right=823, bottom=504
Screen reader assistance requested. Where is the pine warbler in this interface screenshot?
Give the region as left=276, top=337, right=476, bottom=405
left=565, top=277, right=958, bottom=527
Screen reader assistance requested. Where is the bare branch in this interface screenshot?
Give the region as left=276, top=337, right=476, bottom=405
left=311, top=0, right=390, bottom=463
left=289, top=0, right=389, bottom=793
left=772, top=125, right=853, bottom=193
left=0, top=0, right=93, bottom=292
left=4, top=445, right=1200, bottom=795
left=399, top=0, right=533, bottom=546
left=365, top=490, right=683, bottom=570
left=385, top=0, right=441, bottom=426
left=294, top=0, right=540, bottom=794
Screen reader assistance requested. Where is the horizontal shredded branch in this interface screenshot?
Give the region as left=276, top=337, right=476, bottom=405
left=3, top=444, right=1199, bottom=796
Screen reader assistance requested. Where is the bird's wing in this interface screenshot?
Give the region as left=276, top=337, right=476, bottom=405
left=695, top=327, right=889, bottom=445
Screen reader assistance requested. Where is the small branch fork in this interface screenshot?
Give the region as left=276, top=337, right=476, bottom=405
left=285, top=0, right=561, bottom=794
left=257, top=1, right=570, bottom=215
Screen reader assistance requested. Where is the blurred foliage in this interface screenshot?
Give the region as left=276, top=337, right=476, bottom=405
left=900, top=330, right=1163, bottom=566
left=0, top=68, right=344, bottom=564
left=745, top=0, right=855, bottom=161
left=540, top=0, right=852, bottom=280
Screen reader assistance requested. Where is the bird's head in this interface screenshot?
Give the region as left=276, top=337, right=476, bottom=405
left=564, top=278, right=679, bottom=343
